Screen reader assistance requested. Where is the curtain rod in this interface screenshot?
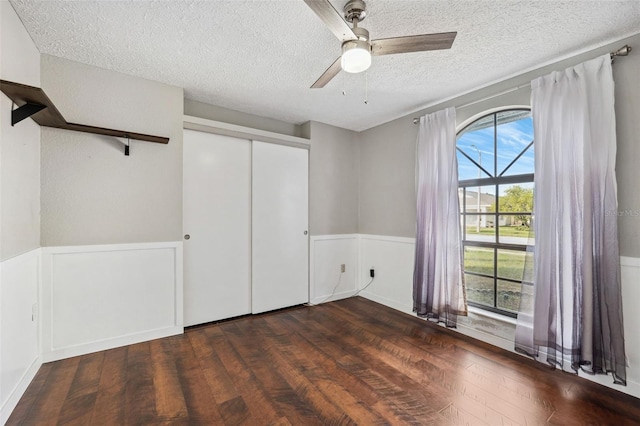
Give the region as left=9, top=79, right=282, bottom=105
left=412, top=44, right=632, bottom=124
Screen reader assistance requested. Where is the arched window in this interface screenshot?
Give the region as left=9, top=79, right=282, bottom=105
left=457, top=109, right=534, bottom=317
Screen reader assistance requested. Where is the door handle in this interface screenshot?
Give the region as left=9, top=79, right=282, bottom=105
left=184, top=234, right=190, bottom=240
left=304, top=230, right=308, bottom=235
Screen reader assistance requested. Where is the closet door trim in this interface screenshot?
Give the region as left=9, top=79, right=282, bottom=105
left=183, top=115, right=310, bottom=149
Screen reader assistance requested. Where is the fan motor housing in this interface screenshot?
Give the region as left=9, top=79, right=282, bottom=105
left=353, top=27, right=369, bottom=41
left=344, top=0, right=367, bottom=23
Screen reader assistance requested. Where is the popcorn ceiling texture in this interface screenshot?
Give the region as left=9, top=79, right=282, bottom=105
left=9, top=0, right=640, bottom=131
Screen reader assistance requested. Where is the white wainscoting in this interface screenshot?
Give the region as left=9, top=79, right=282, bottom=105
left=41, top=242, right=183, bottom=362
left=357, top=234, right=415, bottom=314
left=1, top=248, right=41, bottom=425
left=309, top=235, right=358, bottom=304
left=612, top=256, right=639, bottom=397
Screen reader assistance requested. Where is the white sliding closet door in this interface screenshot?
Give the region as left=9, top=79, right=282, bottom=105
left=183, top=130, right=251, bottom=326
left=252, top=141, right=309, bottom=313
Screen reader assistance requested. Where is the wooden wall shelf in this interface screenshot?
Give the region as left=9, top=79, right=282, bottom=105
left=0, top=80, right=169, bottom=152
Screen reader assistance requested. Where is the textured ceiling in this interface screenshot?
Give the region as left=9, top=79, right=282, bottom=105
left=9, top=0, right=640, bottom=131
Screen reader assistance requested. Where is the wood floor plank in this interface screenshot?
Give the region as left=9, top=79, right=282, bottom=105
left=220, top=321, right=324, bottom=425
left=124, top=342, right=157, bottom=425
left=262, top=314, right=381, bottom=406
left=202, top=325, right=282, bottom=424
left=188, top=329, right=239, bottom=405
left=18, top=356, right=80, bottom=426
left=290, top=305, right=549, bottom=425
left=273, top=312, right=442, bottom=424
left=149, top=338, right=188, bottom=421
left=324, top=303, right=552, bottom=424
left=7, top=297, right=640, bottom=425
left=5, top=362, right=54, bottom=425
left=57, top=351, right=105, bottom=425
left=258, top=317, right=386, bottom=425
left=283, top=308, right=452, bottom=423
left=90, top=346, right=128, bottom=425
left=259, top=343, right=356, bottom=425
left=169, top=333, right=226, bottom=424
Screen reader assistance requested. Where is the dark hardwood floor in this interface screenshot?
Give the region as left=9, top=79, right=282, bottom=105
left=8, top=297, right=640, bottom=425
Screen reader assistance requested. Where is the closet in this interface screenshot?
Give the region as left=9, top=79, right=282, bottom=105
left=183, top=128, right=309, bottom=326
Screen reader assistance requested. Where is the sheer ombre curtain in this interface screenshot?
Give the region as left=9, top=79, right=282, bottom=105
left=515, top=54, right=627, bottom=385
left=413, top=107, right=467, bottom=327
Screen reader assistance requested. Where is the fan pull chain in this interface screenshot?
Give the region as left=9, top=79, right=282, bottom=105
left=342, top=72, right=347, bottom=96
left=364, top=71, right=368, bottom=104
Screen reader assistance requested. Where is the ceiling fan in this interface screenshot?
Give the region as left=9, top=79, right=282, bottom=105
left=304, top=0, right=457, bottom=88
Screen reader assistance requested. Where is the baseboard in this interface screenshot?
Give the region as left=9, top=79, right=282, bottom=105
left=42, top=326, right=183, bottom=363
left=358, top=290, right=413, bottom=316
left=0, top=356, right=41, bottom=425
left=310, top=289, right=358, bottom=305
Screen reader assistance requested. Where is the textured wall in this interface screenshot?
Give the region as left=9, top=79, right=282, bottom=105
left=359, top=33, right=640, bottom=257
left=0, top=0, right=41, bottom=260
left=40, top=55, right=183, bottom=246
left=308, top=121, right=359, bottom=236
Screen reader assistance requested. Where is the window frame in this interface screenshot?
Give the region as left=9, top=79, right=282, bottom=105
left=456, top=108, right=534, bottom=318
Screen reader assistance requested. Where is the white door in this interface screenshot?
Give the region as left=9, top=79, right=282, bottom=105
left=183, top=130, right=251, bottom=326
left=251, top=141, right=309, bottom=313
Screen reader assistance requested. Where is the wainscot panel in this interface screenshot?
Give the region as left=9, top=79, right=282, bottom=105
left=41, top=242, right=183, bottom=362
left=310, top=235, right=358, bottom=304
left=0, top=249, right=41, bottom=424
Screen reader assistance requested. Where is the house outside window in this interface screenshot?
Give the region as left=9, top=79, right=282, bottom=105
left=456, top=109, right=534, bottom=317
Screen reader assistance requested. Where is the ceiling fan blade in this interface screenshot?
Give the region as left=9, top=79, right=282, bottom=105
left=371, top=32, right=457, bottom=56
left=311, top=56, right=342, bottom=88
left=304, top=0, right=357, bottom=42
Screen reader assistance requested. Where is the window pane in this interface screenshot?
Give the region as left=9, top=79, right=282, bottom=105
left=497, top=183, right=533, bottom=214
left=464, top=246, right=494, bottom=275
left=456, top=108, right=534, bottom=316
left=457, top=150, right=487, bottom=181
left=496, top=110, right=534, bottom=176
left=463, top=185, right=496, bottom=214
left=465, top=274, right=494, bottom=307
left=463, top=185, right=496, bottom=242
left=498, top=215, right=534, bottom=245
left=497, top=280, right=521, bottom=312
left=502, top=144, right=534, bottom=177
left=497, top=249, right=533, bottom=281
left=457, top=114, right=495, bottom=177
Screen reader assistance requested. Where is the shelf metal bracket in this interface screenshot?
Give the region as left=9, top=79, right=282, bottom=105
left=124, top=136, right=130, bottom=156
left=11, top=102, right=46, bottom=126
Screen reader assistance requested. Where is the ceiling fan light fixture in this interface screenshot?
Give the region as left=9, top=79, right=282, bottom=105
left=341, top=39, right=371, bottom=73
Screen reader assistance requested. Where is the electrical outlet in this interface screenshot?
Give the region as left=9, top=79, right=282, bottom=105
left=340, top=264, right=346, bottom=273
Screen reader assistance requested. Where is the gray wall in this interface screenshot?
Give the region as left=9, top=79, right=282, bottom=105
left=358, top=116, right=417, bottom=237
left=185, top=98, right=305, bottom=138
left=0, top=0, right=41, bottom=260
left=40, top=55, right=184, bottom=246
left=307, top=121, right=359, bottom=235
left=612, top=38, right=640, bottom=258
left=359, top=33, right=640, bottom=258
